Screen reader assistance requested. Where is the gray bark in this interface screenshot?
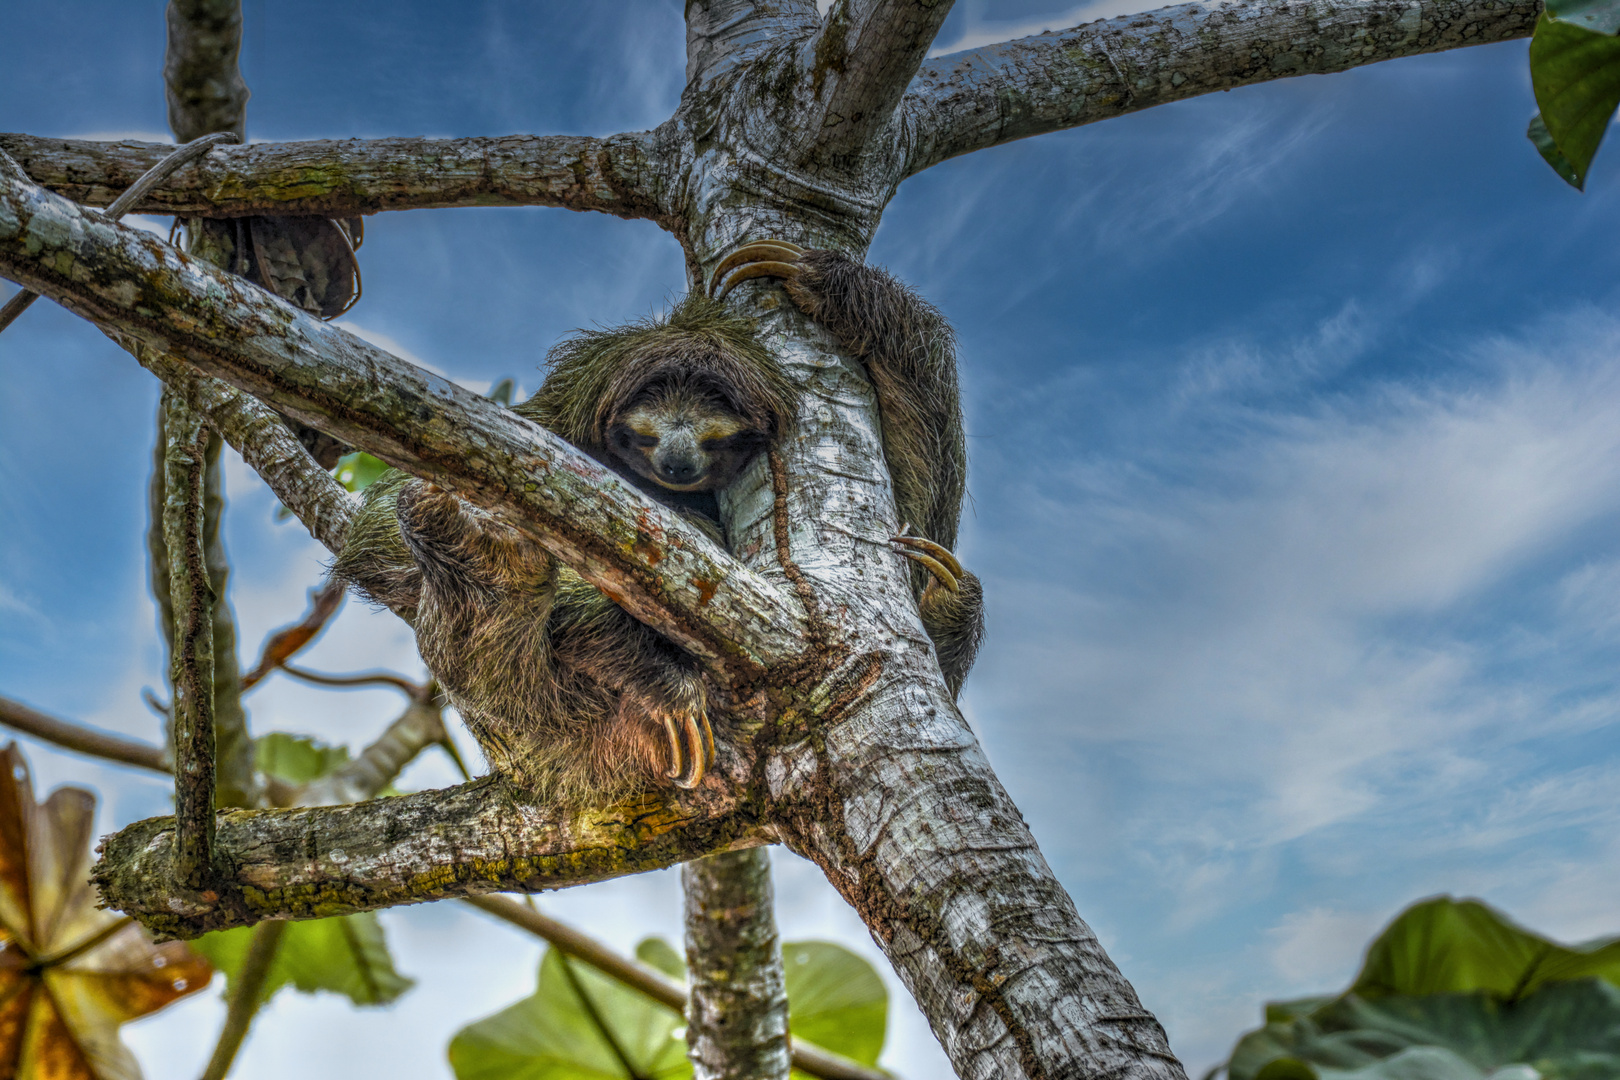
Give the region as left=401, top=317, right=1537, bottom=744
left=684, top=849, right=792, bottom=1080
left=0, top=132, right=662, bottom=219
left=900, top=0, right=1542, bottom=176
left=164, top=0, right=249, bottom=142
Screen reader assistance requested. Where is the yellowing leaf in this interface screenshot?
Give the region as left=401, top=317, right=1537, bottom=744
left=0, top=744, right=211, bottom=1080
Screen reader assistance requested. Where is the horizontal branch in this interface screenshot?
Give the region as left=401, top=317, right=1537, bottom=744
left=0, top=132, right=666, bottom=219
left=902, top=0, right=1541, bottom=175
left=0, top=160, right=808, bottom=677
left=0, top=695, right=169, bottom=774
left=92, top=775, right=759, bottom=939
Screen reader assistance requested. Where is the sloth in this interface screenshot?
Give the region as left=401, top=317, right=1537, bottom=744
left=331, top=242, right=982, bottom=802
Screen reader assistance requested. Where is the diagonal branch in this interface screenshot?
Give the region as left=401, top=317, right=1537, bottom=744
left=92, top=775, right=759, bottom=939
left=0, top=133, right=666, bottom=220
left=901, top=0, right=1541, bottom=176
left=0, top=695, right=170, bottom=774
left=806, top=0, right=957, bottom=161
left=0, top=161, right=806, bottom=678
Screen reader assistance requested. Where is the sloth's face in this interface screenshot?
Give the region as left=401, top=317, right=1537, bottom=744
left=607, top=392, right=770, bottom=493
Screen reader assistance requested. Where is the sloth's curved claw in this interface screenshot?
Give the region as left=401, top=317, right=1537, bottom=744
left=710, top=239, right=807, bottom=299
left=891, top=530, right=963, bottom=593
left=662, top=706, right=715, bottom=789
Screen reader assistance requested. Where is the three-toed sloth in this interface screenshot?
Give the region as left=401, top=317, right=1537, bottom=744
left=331, top=244, right=983, bottom=802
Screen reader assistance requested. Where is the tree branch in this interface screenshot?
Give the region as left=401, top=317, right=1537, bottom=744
left=136, top=350, right=358, bottom=557
left=162, top=393, right=218, bottom=890
left=164, top=0, right=249, bottom=143
left=0, top=695, right=169, bottom=774
left=901, top=0, right=1541, bottom=176
left=0, top=133, right=666, bottom=220
left=0, top=163, right=806, bottom=677
left=92, top=775, right=760, bottom=939
left=806, top=0, right=957, bottom=161
left=684, top=848, right=791, bottom=1080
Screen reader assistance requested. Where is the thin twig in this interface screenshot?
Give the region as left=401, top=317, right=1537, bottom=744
left=276, top=664, right=425, bottom=698
left=241, top=581, right=346, bottom=690
left=463, top=895, right=888, bottom=1080
left=164, top=393, right=217, bottom=890
left=198, top=919, right=286, bottom=1080
left=0, top=131, right=237, bottom=338
left=0, top=695, right=169, bottom=774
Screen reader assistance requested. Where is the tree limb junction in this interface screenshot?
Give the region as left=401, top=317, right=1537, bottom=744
left=0, top=161, right=808, bottom=677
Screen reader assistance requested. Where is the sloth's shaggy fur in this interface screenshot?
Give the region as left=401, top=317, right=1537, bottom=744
left=331, top=255, right=983, bottom=802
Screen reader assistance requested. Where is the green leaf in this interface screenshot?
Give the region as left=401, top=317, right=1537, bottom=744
left=449, top=942, right=691, bottom=1080
left=1529, top=12, right=1620, bottom=188
left=1529, top=113, right=1586, bottom=188
left=1547, top=0, right=1620, bottom=36
left=782, top=941, right=887, bottom=1071
left=637, top=937, right=686, bottom=980
left=1227, top=979, right=1620, bottom=1080
left=333, top=451, right=392, bottom=494
left=191, top=911, right=414, bottom=1007
left=489, top=378, right=517, bottom=406
left=255, top=732, right=350, bottom=785
left=1352, top=897, right=1620, bottom=1001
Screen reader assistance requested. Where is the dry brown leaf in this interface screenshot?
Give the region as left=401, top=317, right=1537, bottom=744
left=0, top=744, right=211, bottom=1080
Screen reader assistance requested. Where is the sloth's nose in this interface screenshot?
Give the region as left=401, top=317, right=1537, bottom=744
left=659, top=457, right=701, bottom=484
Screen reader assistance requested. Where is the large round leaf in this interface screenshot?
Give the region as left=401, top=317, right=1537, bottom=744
left=449, top=942, right=691, bottom=1080
left=1352, top=898, right=1620, bottom=1002
left=782, top=941, right=887, bottom=1071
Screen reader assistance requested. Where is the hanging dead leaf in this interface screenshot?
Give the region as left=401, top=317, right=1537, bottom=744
left=0, top=744, right=211, bottom=1080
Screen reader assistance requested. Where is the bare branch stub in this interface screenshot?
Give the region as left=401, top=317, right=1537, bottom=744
left=901, top=0, right=1542, bottom=176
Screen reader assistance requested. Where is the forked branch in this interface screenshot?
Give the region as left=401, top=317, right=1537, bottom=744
left=0, top=159, right=807, bottom=677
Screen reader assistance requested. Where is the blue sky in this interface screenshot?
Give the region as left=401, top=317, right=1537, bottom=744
left=5, top=1, right=1620, bottom=1076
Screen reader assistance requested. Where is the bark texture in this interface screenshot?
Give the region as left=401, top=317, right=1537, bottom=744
left=93, top=776, right=760, bottom=938
left=902, top=0, right=1541, bottom=174
left=164, top=0, right=249, bottom=142
left=0, top=133, right=662, bottom=219
left=684, top=848, right=792, bottom=1080
left=161, top=394, right=217, bottom=890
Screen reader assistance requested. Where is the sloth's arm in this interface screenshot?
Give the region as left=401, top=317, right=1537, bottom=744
left=713, top=242, right=984, bottom=699
left=327, top=469, right=423, bottom=613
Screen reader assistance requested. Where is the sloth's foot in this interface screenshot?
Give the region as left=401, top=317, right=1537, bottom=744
left=891, top=526, right=964, bottom=596
left=710, top=239, right=807, bottom=300
left=654, top=677, right=715, bottom=790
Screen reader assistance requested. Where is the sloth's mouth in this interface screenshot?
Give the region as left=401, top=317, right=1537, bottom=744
left=654, top=475, right=711, bottom=493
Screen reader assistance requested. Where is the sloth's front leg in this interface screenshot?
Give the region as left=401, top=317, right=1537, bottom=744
left=892, top=530, right=985, bottom=701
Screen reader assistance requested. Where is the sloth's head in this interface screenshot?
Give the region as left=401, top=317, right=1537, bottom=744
left=520, top=295, right=800, bottom=495
left=606, top=377, right=772, bottom=492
